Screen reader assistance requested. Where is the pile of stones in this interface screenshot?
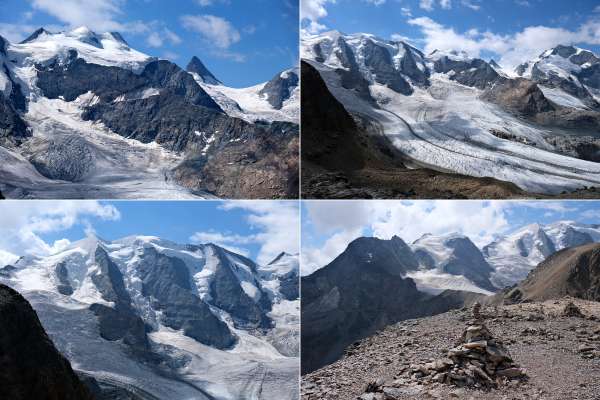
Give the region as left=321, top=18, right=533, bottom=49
left=361, top=303, right=527, bottom=398
left=563, top=301, right=585, bottom=318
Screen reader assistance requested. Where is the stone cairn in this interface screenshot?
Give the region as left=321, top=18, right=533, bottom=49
left=408, top=302, right=526, bottom=389
left=562, top=301, right=585, bottom=318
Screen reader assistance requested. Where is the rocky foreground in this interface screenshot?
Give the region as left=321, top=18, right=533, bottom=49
left=301, top=298, right=600, bottom=400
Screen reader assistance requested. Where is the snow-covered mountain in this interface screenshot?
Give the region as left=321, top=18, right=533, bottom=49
left=515, top=45, right=600, bottom=107
left=302, top=31, right=600, bottom=195
left=410, top=233, right=495, bottom=294
left=0, top=235, right=299, bottom=400
left=0, top=27, right=299, bottom=199
left=484, top=221, right=600, bottom=288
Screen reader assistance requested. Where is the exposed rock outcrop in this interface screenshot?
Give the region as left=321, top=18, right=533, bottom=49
left=137, top=246, right=237, bottom=349
left=186, top=56, right=221, bottom=85
left=0, top=284, right=95, bottom=400
left=259, top=69, right=299, bottom=109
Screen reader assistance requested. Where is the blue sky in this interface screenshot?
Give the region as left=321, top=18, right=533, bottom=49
left=301, top=200, right=600, bottom=275
left=0, top=0, right=298, bottom=87
left=301, top=0, right=600, bottom=68
left=0, top=200, right=299, bottom=265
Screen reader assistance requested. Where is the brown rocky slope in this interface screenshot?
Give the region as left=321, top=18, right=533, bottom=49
left=493, top=243, right=600, bottom=304
left=301, top=298, right=600, bottom=400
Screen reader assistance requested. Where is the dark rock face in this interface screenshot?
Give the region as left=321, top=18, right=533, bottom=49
left=0, top=91, right=29, bottom=146
left=0, top=53, right=30, bottom=146
left=208, top=246, right=272, bottom=329
left=278, top=269, right=299, bottom=301
left=173, top=120, right=299, bottom=198
left=92, top=247, right=132, bottom=308
left=258, top=69, right=299, bottom=109
left=90, top=247, right=149, bottom=352
left=362, top=39, right=413, bottom=95
left=36, top=55, right=222, bottom=111
left=577, top=64, right=600, bottom=90
left=0, top=35, right=7, bottom=55
left=490, top=59, right=502, bottom=70
left=137, top=246, right=236, bottom=349
left=336, top=36, right=359, bottom=70
left=20, top=27, right=50, bottom=44
left=0, top=284, right=95, bottom=400
left=54, top=262, right=74, bottom=295
left=0, top=265, right=15, bottom=276
left=82, top=93, right=227, bottom=151
left=481, top=78, right=554, bottom=116
left=433, top=56, right=499, bottom=89
left=442, top=237, right=496, bottom=292
left=301, top=236, right=472, bottom=374
left=327, top=37, right=376, bottom=103
left=300, top=61, right=366, bottom=172
left=89, top=303, right=149, bottom=352
left=398, top=42, right=429, bottom=86
left=186, top=56, right=221, bottom=85
left=413, top=248, right=437, bottom=270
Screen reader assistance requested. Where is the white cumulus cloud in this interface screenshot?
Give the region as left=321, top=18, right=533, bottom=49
left=0, top=201, right=120, bottom=259
left=191, top=201, right=299, bottom=266
left=181, top=14, right=241, bottom=49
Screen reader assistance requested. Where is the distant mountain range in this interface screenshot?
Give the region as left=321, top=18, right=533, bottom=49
left=301, top=220, right=600, bottom=373
left=0, top=235, right=299, bottom=400
left=0, top=27, right=299, bottom=199
left=302, top=31, right=600, bottom=196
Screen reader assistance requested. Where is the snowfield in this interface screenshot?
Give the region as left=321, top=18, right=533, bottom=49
left=196, top=79, right=299, bottom=124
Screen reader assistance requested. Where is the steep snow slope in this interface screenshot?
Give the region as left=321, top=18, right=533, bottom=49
left=410, top=233, right=495, bottom=294
left=199, top=82, right=299, bottom=123
left=193, top=68, right=300, bottom=124
left=0, top=235, right=299, bottom=400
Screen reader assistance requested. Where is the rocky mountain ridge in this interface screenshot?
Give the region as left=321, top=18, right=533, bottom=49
left=0, top=283, right=95, bottom=400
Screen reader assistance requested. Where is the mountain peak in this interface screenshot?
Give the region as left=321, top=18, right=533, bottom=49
left=268, top=251, right=292, bottom=265
left=20, top=27, right=51, bottom=44
left=186, top=56, right=221, bottom=85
